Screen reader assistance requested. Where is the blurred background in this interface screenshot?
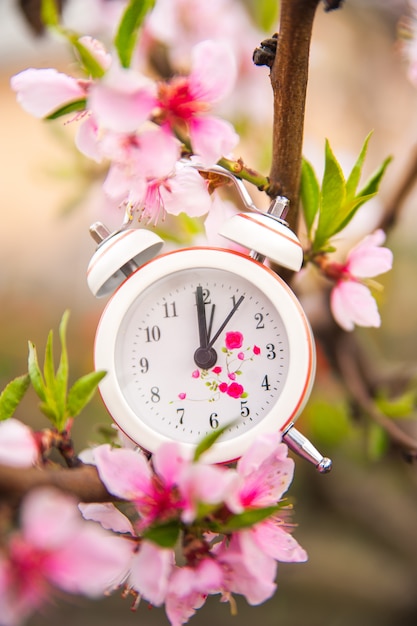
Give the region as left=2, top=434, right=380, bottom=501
left=2, top=0, right=417, bottom=625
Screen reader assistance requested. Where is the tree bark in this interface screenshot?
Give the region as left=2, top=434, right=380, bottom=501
left=269, top=0, right=321, bottom=231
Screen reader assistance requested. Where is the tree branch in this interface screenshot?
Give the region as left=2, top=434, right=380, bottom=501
left=268, top=0, right=321, bottom=231
left=0, top=463, right=114, bottom=505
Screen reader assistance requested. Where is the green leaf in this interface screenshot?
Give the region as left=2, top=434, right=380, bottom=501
left=367, top=422, right=389, bottom=461
left=41, top=0, right=60, bottom=27
left=375, top=389, right=416, bottom=419
left=28, top=341, right=46, bottom=401
left=220, top=505, right=282, bottom=532
left=67, top=370, right=106, bottom=418
left=300, top=157, right=320, bottom=235
left=43, top=330, right=56, bottom=392
left=345, top=131, right=373, bottom=200
left=114, top=0, right=156, bottom=68
left=313, top=139, right=346, bottom=251
left=142, top=519, right=180, bottom=548
left=55, top=310, right=69, bottom=411
left=45, top=99, right=88, bottom=120
left=193, top=423, right=232, bottom=462
left=0, top=374, right=30, bottom=421
left=356, top=155, right=392, bottom=200
left=247, top=0, right=280, bottom=32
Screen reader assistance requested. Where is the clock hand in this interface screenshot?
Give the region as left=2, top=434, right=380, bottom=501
left=194, top=286, right=218, bottom=369
left=207, top=295, right=245, bottom=349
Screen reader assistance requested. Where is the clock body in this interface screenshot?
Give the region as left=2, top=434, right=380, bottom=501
left=94, top=247, right=315, bottom=464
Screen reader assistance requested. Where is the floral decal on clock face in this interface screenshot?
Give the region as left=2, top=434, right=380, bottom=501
left=178, top=331, right=261, bottom=402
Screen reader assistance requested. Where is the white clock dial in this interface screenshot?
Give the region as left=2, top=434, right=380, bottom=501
left=95, top=248, right=315, bottom=463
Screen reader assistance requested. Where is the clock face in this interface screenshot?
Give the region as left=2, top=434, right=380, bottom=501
left=95, top=248, right=315, bottom=463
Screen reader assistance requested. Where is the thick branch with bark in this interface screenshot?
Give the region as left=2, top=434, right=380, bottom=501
left=268, top=0, right=321, bottom=231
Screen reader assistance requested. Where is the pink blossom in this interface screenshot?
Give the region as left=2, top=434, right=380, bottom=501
left=253, top=345, right=261, bottom=355
left=94, top=444, right=185, bottom=529
left=192, top=369, right=200, bottom=378
left=88, top=63, right=156, bottom=133
left=178, top=392, right=187, bottom=400
left=225, top=331, right=243, bottom=350
left=326, top=230, right=393, bottom=331
left=165, top=559, right=223, bottom=626
left=10, top=68, right=87, bottom=118
left=129, top=541, right=174, bottom=606
left=156, top=40, right=239, bottom=164
left=219, top=382, right=228, bottom=393
left=233, top=433, right=294, bottom=509
left=237, top=352, right=245, bottom=360
left=212, top=366, right=222, bottom=374
left=0, top=419, right=39, bottom=467
left=0, top=488, right=131, bottom=626
left=215, top=533, right=277, bottom=605
left=228, top=372, right=236, bottom=381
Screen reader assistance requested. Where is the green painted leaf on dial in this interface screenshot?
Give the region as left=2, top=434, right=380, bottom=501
left=0, top=374, right=30, bottom=421
left=114, top=0, right=156, bottom=68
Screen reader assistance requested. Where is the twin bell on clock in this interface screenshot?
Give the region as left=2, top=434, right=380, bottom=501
left=87, top=164, right=332, bottom=473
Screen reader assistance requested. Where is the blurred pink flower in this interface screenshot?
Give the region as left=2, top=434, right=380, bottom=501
left=156, top=40, right=239, bottom=164
left=323, top=230, right=393, bottom=331
left=0, top=419, right=39, bottom=468
left=10, top=68, right=87, bottom=118
left=0, top=488, right=131, bottom=626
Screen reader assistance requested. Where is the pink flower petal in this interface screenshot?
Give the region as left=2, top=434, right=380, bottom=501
left=129, top=541, right=174, bottom=606
left=21, top=489, right=79, bottom=550
left=0, top=419, right=38, bottom=468
left=94, top=444, right=153, bottom=500
left=79, top=502, right=135, bottom=535
left=88, top=65, right=156, bottom=133
left=152, top=442, right=186, bottom=487
left=75, top=115, right=102, bottom=163
left=161, top=164, right=212, bottom=217
left=331, top=280, right=381, bottom=331
left=347, top=229, right=393, bottom=278
left=189, top=115, right=238, bottom=165
left=250, top=520, right=308, bottom=563
left=189, top=40, right=237, bottom=103
left=11, top=68, right=86, bottom=118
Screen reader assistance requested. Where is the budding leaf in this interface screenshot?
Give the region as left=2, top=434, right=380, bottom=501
left=46, top=99, right=88, bottom=121
left=40, top=0, right=60, bottom=27
left=28, top=341, right=46, bottom=401
left=114, top=0, right=156, bottom=68
left=67, top=371, right=106, bottom=418
left=0, top=374, right=30, bottom=421
left=142, top=519, right=181, bottom=548
left=300, top=157, right=320, bottom=236
left=345, top=131, right=372, bottom=200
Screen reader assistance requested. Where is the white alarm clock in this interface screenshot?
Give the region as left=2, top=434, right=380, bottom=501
left=87, top=167, right=331, bottom=470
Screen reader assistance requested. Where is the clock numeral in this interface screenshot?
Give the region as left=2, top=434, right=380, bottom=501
left=139, top=357, right=149, bottom=373
left=150, top=386, right=160, bottom=403
left=194, top=288, right=211, bottom=305
left=177, top=408, right=185, bottom=424
left=266, top=343, right=276, bottom=360
left=240, top=400, right=250, bottom=418
left=261, top=375, right=271, bottom=391
left=254, top=312, right=265, bottom=329
left=145, top=325, right=161, bottom=342
left=163, top=301, right=178, bottom=318
left=209, top=412, right=219, bottom=429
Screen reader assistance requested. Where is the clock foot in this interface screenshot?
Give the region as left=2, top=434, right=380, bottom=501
left=283, top=425, right=332, bottom=473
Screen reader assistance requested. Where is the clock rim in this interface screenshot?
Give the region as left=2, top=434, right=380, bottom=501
left=94, top=246, right=315, bottom=463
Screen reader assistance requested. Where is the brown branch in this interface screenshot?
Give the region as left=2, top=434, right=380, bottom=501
left=0, top=463, right=114, bottom=505
left=334, top=333, right=417, bottom=458
left=268, top=0, right=321, bottom=231
left=378, top=143, right=417, bottom=233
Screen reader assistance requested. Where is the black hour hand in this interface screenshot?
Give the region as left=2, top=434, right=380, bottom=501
left=194, top=286, right=217, bottom=369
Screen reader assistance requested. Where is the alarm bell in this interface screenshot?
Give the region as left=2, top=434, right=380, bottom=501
left=87, top=222, right=163, bottom=297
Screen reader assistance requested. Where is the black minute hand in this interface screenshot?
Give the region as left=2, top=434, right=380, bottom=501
left=207, top=295, right=245, bottom=348
left=194, top=286, right=218, bottom=369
